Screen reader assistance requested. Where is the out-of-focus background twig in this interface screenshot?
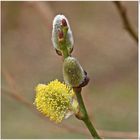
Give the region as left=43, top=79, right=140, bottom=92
left=2, top=70, right=137, bottom=139
left=113, top=1, right=138, bottom=43
left=2, top=1, right=138, bottom=139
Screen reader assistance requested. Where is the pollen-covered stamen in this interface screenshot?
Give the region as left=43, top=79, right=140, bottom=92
left=34, top=79, right=78, bottom=123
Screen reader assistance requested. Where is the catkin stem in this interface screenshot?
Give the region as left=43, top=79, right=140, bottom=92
left=74, top=87, right=101, bottom=139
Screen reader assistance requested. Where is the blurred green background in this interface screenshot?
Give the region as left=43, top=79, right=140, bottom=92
left=1, top=1, right=138, bottom=139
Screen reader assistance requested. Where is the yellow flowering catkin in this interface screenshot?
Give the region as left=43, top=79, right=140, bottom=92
left=34, top=79, right=74, bottom=123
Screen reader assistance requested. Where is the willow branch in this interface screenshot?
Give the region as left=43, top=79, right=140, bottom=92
left=2, top=88, right=137, bottom=139
left=25, top=1, right=54, bottom=27
left=2, top=69, right=137, bottom=138
left=113, top=1, right=138, bottom=43
left=74, top=87, right=101, bottom=139
left=2, top=69, right=90, bottom=136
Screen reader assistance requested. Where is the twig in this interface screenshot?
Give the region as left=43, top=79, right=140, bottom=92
left=2, top=69, right=90, bottom=136
left=2, top=88, right=91, bottom=137
left=2, top=2, right=138, bottom=138
left=25, top=1, right=54, bottom=27
left=74, top=87, right=101, bottom=139
left=2, top=88, right=138, bottom=139
left=113, top=1, right=138, bottom=43
left=2, top=69, right=138, bottom=138
left=3, top=89, right=32, bottom=109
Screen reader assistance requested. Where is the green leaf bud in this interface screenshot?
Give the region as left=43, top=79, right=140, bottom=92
left=63, top=57, right=86, bottom=87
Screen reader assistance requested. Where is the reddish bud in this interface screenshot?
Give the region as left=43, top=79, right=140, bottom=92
left=61, top=19, right=67, bottom=27
left=58, top=30, right=64, bottom=39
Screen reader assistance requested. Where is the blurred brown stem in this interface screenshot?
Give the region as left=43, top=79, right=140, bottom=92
left=114, top=1, right=138, bottom=43
left=25, top=1, right=54, bottom=27
left=2, top=69, right=137, bottom=138
left=2, top=88, right=137, bottom=139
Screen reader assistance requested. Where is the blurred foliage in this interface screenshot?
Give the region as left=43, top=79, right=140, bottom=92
left=1, top=1, right=138, bottom=139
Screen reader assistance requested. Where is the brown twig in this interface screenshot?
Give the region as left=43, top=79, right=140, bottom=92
left=3, top=89, right=138, bottom=138
left=2, top=70, right=138, bottom=138
left=2, top=69, right=90, bottom=136
left=25, top=1, right=55, bottom=28
left=2, top=2, right=138, bottom=138
left=113, top=1, right=138, bottom=43
left=2, top=88, right=91, bottom=137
